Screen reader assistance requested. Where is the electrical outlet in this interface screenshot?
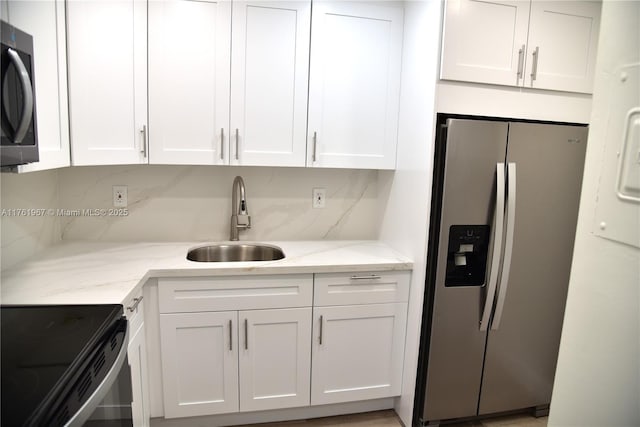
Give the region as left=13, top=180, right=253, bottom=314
left=312, top=188, right=326, bottom=209
left=113, top=185, right=128, bottom=207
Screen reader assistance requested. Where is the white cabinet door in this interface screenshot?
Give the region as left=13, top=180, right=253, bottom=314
left=524, top=1, right=600, bottom=93
left=440, top=0, right=531, bottom=87
left=67, top=0, right=147, bottom=165
left=148, top=0, right=231, bottom=165
left=311, top=303, right=407, bottom=405
left=239, top=308, right=311, bottom=411
left=160, top=311, right=239, bottom=418
left=307, top=1, right=403, bottom=170
left=7, top=0, right=70, bottom=172
left=128, top=321, right=150, bottom=427
left=229, top=1, right=310, bottom=167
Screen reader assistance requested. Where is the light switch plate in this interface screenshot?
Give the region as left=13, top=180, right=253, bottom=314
left=113, top=185, right=128, bottom=207
left=313, top=188, right=326, bottom=209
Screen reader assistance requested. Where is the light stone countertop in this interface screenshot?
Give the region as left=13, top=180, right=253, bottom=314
left=0, top=240, right=413, bottom=306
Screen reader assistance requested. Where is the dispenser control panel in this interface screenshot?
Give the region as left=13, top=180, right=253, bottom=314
left=445, top=225, right=490, bottom=287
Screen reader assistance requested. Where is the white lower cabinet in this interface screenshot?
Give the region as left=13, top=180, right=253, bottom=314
left=239, top=308, right=312, bottom=411
left=156, top=271, right=409, bottom=421
left=129, top=320, right=150, bottom=427
left=160, top=311, right=239, bottom=418
left=311, top=303, right=407, bottom=405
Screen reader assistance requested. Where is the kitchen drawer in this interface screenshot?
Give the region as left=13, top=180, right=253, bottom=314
left=158, top=274, right=313, bottom=313
left=313, top=271, right=411, bottom=306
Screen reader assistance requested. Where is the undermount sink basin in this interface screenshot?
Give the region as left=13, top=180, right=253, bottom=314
left=186, top=244, right=285, bottom=262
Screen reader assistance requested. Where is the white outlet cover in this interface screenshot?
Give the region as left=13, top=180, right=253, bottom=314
left=113, top=185, right=128, bottom=207
left=313, top=188, right=326, bottom=208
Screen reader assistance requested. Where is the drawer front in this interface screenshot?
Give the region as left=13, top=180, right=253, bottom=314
left=159, top=274, right=313, bottom=313
left=313, top=270, right=410, bottom=306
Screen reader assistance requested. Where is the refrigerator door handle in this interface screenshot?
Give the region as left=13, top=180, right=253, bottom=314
left=480, top=163, right=506, bottom=331
left=491, top=162, right=517, bottom=330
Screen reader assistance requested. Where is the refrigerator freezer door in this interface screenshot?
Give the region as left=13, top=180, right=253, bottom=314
left=478, top=122, right=587, bottom=415
left=421, top=119, right=508, bottom=422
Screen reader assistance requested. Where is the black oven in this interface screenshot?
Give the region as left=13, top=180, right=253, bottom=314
left=1, top=305, right=133, bottom=427
left=1, top=19, right=39, bottom=167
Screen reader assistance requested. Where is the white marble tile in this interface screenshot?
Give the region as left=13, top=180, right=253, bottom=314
left=57, top=165, right=381, bottom=242
left=0, top=169, right=61, bottom=269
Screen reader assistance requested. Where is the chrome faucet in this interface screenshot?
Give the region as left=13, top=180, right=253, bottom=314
left=230, top=176, right=251, bottom=241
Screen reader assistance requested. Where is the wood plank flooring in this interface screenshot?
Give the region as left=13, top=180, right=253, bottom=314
left=235, top=410, right=548, bottom=427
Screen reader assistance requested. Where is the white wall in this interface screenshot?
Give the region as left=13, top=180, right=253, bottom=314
left=0, top=170, right=61, bottom=270
left=378, top=1, right=442, bottom=425
left=57, top=165, right=381, bottom=242
left=549, top=1, right=640, bottom=426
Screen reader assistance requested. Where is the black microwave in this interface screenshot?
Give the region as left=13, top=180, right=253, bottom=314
left=1, top=20, right=38, bottom=167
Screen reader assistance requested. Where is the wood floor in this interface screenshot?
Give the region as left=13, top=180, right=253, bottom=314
left=235, top=410, right=548, bottom=427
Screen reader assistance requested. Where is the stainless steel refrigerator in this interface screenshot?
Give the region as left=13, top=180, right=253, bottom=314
left=414, top=117, right=587, bottom=426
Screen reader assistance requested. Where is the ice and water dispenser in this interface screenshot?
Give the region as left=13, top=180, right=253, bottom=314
left=445, top=225, right=490, bottom=287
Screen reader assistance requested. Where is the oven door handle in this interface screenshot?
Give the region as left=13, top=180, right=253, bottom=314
left=5, top=48, right=34, bottom=144
left=64, top=322, right=130, bottom=427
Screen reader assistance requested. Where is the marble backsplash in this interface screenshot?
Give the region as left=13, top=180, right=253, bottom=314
left=57, top=165, right=381, bottom=242
left=1, top=169, right=61, bottom=270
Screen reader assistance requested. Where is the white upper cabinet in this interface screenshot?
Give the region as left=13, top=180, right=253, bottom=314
left=67, top=0, right=148, bottom=165
left=440, top=0, right=530, bottom=87
left=441, top=0, right=601, bottom=94
left=148, top=0, right=231, bottom=165
left=307, top=1, right=403, bottom=169
left=148, top=0, right=310, bottom=167
left=524, top=1, right=601, bottom=93
left=230, top=1, right=310, bottom=167
left=7, top=0, right=70, bottom=172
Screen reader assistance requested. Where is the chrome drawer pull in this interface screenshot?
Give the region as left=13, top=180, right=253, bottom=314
left=127, top=296, right=143, bottom=313
left=350, top=275, right=382, bottom=280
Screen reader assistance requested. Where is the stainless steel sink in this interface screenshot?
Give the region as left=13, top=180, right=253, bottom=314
left=186, top=244, right=285, bottom=262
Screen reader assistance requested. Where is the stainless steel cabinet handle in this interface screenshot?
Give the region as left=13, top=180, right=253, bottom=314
left=228, top=319, right=233, bottom=351
left=139, top=125, right=147, bottom=157
left=491, top=163, right=517, bottom=330
left=516, top=44, right=525, bottom=80
left=235, top=128, right=239, bottom=161
left=350, top=274, right=382, bottom=280
left=126, top=296, right=143, bottom=313
left=531, top=46, right=539, bottom=81
left=6, top=48, right=34, bottom=144
left=312, top=131, right=317, bottom=163
left=244, top=318, right=248, bottom=350
left=319, top=315, right=324, bottom=345
left=480, top=163, right=506, bottom=331
left=220, top=128, right=224, bottom=160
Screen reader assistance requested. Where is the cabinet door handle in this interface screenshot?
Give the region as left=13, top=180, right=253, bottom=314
left=319, top=315, right=324, bottom=345
left=220, top=128, right=224, bottom=160
left=531, top=46, right=539, bottom=82
left=350, top=274, right=382, bottom=280
left=235, top=128, right=239, bottom=161
left=312, top=131, right=317, bottom=163
left=516, top=44, right=525, bottom=79
left=244, top=318, right=248, bottom=350
left=126, top=296, right=143, bottom=313
left=139, top=125, right=147, bottom=157
left=229, top=319, right=233, bottom=351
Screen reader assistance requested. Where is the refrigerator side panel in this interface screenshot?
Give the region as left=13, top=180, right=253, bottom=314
left=478, top=122, right=587, bottom=415
left=422, top=119, right=508, bottom=422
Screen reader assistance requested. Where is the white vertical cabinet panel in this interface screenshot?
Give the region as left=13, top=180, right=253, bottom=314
left=160, top=311, right=239, bottom=418
left=239, top=308, right=311, bottom=411
left=307, top=1, right=403, bottom=169
left=230, top=1, right=310, bottom=167
left=440, top=0, right=531, bottom=87
left=311, top=303, right=407, bottom=405
left=524, top=1, right=600, bottom=93
left=67, top=0, right=147, bottom=165
left=8, top=0, right=70, bottom=172
left=148, top=0, right=231, bottom=165
left=129, top=321, right=150, bottom=427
